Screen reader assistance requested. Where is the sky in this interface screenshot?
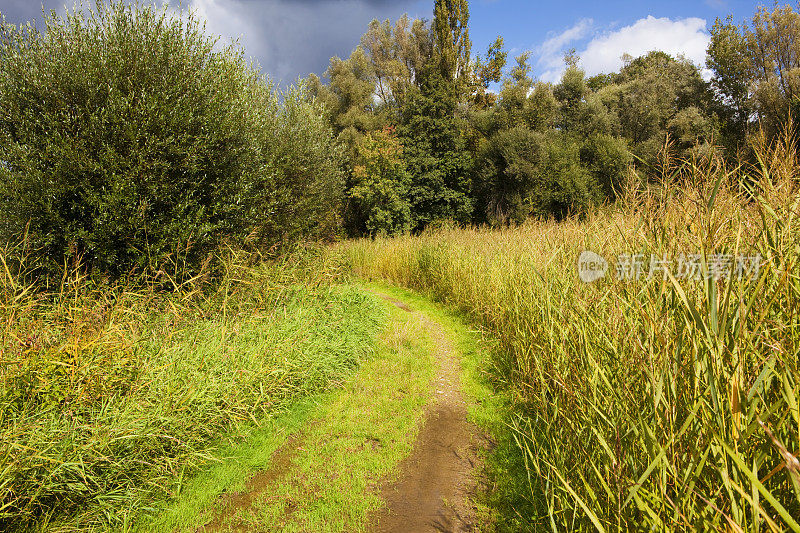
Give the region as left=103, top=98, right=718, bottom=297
left=0, top=0, right=766, bottom=85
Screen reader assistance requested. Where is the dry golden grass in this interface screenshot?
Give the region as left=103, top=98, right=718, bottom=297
left=340, top=132, right=800, bottom=531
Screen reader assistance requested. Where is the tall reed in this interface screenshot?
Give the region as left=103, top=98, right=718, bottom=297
left=340, top=132, right=800, bottom=531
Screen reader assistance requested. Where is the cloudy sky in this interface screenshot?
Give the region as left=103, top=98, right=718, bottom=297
left=0, top=0, right=762, bottom=85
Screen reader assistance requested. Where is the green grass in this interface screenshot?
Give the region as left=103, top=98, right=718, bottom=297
left=136, top=394, right=322, bottom=532
left=0, top=252, right=386, bottom=532
left=163, top=291, right=436, bottom=532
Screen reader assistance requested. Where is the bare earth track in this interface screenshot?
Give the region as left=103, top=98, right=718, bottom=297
left=369, top=292, right=486, bottom=533
left=196, top=290, right=487, bottom=532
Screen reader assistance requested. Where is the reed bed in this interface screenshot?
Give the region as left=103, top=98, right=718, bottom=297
left=0, top=248, right=384, bottom=531
left=341, top=134, right=800, bottom=531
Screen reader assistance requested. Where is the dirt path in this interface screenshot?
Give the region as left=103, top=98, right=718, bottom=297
left=187, top=290, right=486, bottom=533
left=369, top=293, right=485, bottom=533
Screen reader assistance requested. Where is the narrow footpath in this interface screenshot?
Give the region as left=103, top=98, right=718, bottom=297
left=150, top=286, right=489, bottom=533
left=368, top=292, right=485, bottom=533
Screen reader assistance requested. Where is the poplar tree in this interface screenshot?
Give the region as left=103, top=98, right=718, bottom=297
left=432, top=0, right=472, bottom=92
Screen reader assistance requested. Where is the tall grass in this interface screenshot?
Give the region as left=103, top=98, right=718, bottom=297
left=0, top=246, right=384, bottom=531
left=340, top=133, right=800, bottom=531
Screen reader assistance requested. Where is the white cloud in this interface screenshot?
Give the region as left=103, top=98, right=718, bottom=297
left=536, top=18, right=593, bottom=77
left=537, top=16, right=711, bottom=83
left=582, top=16, right=709, bottom=75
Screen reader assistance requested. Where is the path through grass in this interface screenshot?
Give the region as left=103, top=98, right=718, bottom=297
left=142, top=283, right=517, bottom=532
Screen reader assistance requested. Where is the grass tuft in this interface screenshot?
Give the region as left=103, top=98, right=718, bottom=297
left=0, top=248, right=383, bottom=531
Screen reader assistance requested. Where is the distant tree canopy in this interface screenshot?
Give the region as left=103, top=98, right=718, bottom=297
left=2, top=0, right=798, bottom=272
left=0, top=2, right=342, bottom=278
left=311, top=0, right=756, bottom=231
left=707, top=4, right=800, bottom=143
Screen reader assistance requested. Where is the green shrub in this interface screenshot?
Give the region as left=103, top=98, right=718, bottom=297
left=476, top=127, right=600, bottom=223
left=579, top=133, right=632, bottom=198
left=475, top=126, right=541, bottom=225
left=0, top=2, right=342, bottom=279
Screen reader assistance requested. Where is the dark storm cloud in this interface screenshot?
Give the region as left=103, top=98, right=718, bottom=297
left=0, top=0, right=424, bottom=84
left=0, top=0, right=65, bottom=23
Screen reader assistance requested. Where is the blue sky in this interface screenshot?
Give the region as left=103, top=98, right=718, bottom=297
left=466, top=0, right=760, bottom=81
left=0, top=0, right=767, bottom=84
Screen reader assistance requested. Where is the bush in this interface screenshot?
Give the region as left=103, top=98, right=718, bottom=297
left=579, top=133, right=632, bottom=198
left=476, top=127, right=600, bottom=223
left=530, top=133, right=600, bottom=219
left=0, top=2, right=342, bottom=279
left=475, top=126, right=541, bottom=225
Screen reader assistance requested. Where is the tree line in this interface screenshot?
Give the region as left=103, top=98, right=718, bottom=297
left=308, top=1, right=800, bottom=234
left=0, top=1, right=798, bottom=278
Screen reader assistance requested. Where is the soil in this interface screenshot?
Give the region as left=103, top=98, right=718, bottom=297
left=197, top=434, right=302, bottom=532
left=196, top=290, right=486, bottom=532
left=369, top=292, right=486, bottom=533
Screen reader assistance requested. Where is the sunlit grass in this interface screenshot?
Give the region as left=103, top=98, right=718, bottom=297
left=0, top=249, right=384, bottom=531
left=339, top=132, right=800, bottom=531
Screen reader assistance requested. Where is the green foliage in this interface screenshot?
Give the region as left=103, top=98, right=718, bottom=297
left=494, top=53, right=534, bottom=129
left=526, top=82, right=559, bottom=132
left=473, top=36, right=508, bottom=108
left=529, top=133, right=600, bottom=219
left=348, top=127, right=412, bottom=236
left=476, top=127, right=601, bottom=223
left=0, top=3, right=342, bottom=278
left=475, top=127, right=541, bottom=225
left=399, top=71, right=474, bottom=229
left=254, top=84, right=345, bottom=246
left=554, top=64, right=589, bottom=132
left=707, top=16, right=753, bottom=144
left=747, top=5, right=800, bottom=133
left=432, top=0, right=472, bottom=91
left=579, top=134, right=632, bottom=198
left=603, top=51, right=714, bottom=164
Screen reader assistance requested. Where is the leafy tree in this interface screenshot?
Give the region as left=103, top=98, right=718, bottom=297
left=347, top=127, right=412, bottom=236
left=257, top=84, right=345, bottom=247
left=432, top=0, right=472, bottom=92
left=526, top=82, right=559, bottom=132
left=399, top=70, right=474, bottom=228
left=530, top=133, right=600, bottom=219
left=476, top=127, right=603, bottom=223
left=473, top=36, right=507, bottom=108
left=0, top=2, right=342, bottom=277
left=495, top=53, right=534, bottom=129
left=748, top=6, right=800, bottom=128
left=359, top=15, right=434, bottom=109
left=554, top=63, right=619, bottom=138
left=707, top=16, right=753, bottom=145
left=307, top=47, right=386, bottom=141
left=554, top=63, right=589, bottom=133
left=602, top=51, right=714, bottom=164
